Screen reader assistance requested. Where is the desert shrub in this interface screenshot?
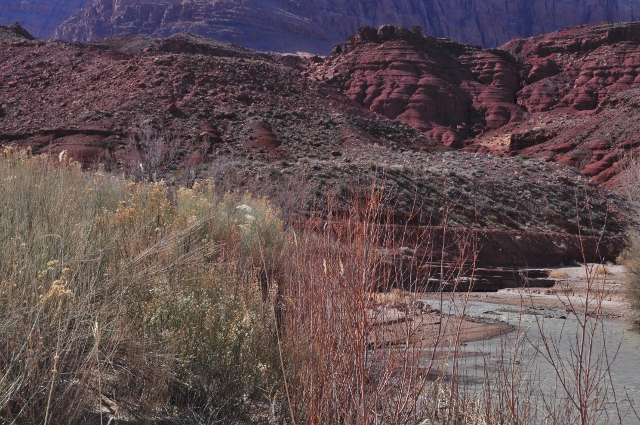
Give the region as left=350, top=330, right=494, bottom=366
left=620, top=156, right=640, bottom=326
left=277, top=192, right=442, bottom=425
left=594, top=264, right=609, bottom=276
left=620, top=233, right=640, bottom=326
left=0, top=149, right=281, bottom=423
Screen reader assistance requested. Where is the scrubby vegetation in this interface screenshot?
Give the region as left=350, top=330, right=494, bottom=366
left=0, top=148, right=282, bottom=423
left=620, top=158, right=640, bottom=327
left=0, top=149, right=627, bottom=424
left=622, top=233, right=640, bottom=326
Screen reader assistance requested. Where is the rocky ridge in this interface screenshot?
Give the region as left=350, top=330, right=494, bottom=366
left=52, top=0, right=639, bottom=54
left=310, top=22, right=640, bottom=188
left=310, top=25, right=524, bottom=149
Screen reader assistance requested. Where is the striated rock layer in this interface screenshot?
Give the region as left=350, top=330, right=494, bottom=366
left=490, top=22, right=640, bottom=187
left=310, top=25, right=525, bottom=148
left=53, top=0, right=639, bottom=53
left=310, top=22, right=640, bottom=188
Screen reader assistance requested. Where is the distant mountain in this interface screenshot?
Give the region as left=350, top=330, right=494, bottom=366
left=52, top=0, right=639, bottom=53
left=0, top=0, right=85, bottom=40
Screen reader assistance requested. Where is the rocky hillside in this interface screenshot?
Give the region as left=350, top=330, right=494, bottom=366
left=310, top=22, right=640, bottom=188
left=0, top=0, right=85, bottom=40
left=52, top=0, right=639, bottom=53
left=0, top=24, right=629, bottom=270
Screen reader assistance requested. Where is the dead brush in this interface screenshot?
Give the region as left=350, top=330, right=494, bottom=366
left=621, top=232, right=640, bottom=326
left=619, top=154, right=640, bottom=326
left=594, top=264, right=609, bottom=277
left=276, top=184, right=482, bottom=425
left=548, top=269, right=569, bottom=279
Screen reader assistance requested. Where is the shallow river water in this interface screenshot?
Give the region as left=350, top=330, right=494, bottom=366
left=433, top=300, right=640, bottom=424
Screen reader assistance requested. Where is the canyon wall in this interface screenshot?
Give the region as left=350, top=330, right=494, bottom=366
left=53, top=0, right=639, bottom=53
left=0, top=0, right=85, bottom=39
left=310, top=22, right=640, bottom=187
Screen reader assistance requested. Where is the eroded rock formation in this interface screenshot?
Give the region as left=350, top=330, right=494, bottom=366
left=310, top=22, right=640, bottom=187
left=311, top=25, right=525, bottom=148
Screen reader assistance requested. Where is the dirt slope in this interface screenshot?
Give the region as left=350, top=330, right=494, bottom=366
left=0, top=24, right=630, bottom=269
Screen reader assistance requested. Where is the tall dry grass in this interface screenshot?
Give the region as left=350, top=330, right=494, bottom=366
left=275, top=189, right=483, bottom=425
left=621, top=233, right=640, bottom=326
left=620, top=155, right=640, bottom=326
left=0, top=148, right=282, bottom=423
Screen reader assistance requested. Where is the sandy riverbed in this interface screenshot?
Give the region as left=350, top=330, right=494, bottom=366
left=374, top=264, right=635, bottom=351
left=466, top=263, right=633, bottom=320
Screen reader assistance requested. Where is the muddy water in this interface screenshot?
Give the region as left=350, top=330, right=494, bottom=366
left=434, top=300, right=640, bottom=425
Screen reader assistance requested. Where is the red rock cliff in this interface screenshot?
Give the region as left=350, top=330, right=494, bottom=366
left=311, top=22, right=640, bottom=188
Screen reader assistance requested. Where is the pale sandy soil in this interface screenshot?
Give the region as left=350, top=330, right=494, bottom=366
left=368, top=311, right=512, bottom=349
left=381, top=264, right=636, bottom=349
left=467, top=264, right=633, bottom=320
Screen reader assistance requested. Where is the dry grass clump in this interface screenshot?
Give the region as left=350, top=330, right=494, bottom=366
left=594, top=264, right=609, bottom=277
left=620, top=156, right=640, bottom=326
left=370, top=287, right=413, bottom=304
left=275, top=192, right=476, bottom=425
left=279, top=205, right=432, bottom=424
left=548, top=269, right=569, bottom=279
left=0, top=148, right=282, bottom=423
left=620, top=233, right=640, bottom=325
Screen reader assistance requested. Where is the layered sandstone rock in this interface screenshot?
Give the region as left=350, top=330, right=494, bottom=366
left=484, top=22, right=640, bottom=186
left=310, top=22, right=640, bottom=187
left=53, top=0, right=639, bottom=53
left=310, top=26, right=525, bottom=147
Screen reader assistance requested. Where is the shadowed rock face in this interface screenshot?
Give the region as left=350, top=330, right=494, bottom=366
left=0, top=0, right=85, bottom=40
left=52, top=0, right=639, bottom=53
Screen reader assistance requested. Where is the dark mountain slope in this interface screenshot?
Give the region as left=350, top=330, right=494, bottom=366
left=53, top=0, right=639, bottom=53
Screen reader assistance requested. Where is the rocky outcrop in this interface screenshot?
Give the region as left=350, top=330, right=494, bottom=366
left=310, top=22, right=640, bottom=187
left=53, top=0, right=639, bottom=53
left=0, top=23, right=36, bottom=42
left=481, top=22, right=640, bottom=186
left=311, top=26, right=525, bottom=147
left=0, top=0, right=85, bottom=40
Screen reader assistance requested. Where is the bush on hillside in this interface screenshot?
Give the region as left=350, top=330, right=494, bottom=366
left=620, top=157, right=640, bottom=327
